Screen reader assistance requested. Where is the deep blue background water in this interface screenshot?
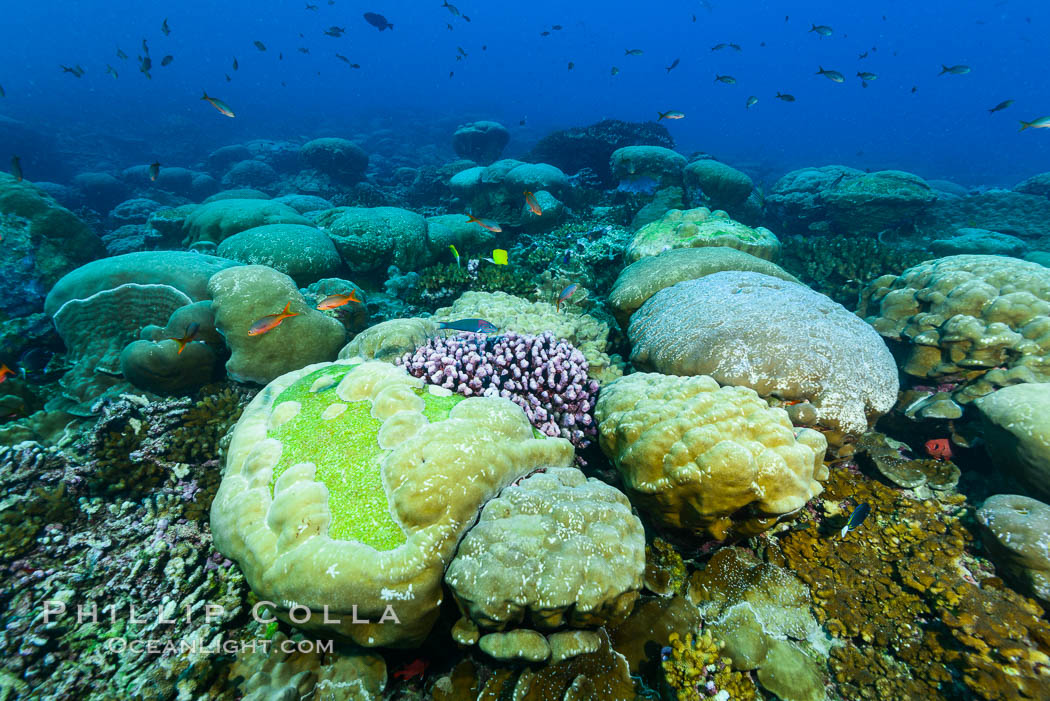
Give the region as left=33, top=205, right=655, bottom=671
left=1, top=0, right=1047, bottom=186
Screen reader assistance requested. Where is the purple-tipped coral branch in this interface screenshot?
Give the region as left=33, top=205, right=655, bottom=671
left=398, top=330, right=599, bottom=453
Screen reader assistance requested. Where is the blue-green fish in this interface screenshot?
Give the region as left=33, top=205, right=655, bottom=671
left=840, top=503, right=870, bottom=538
left=1019, top=116, right=1050, bottom=131
left=438, top=319, right=498, bottom=334
left=809, top=24, right=833, bottom=37
left=715, top=74, right=736, bottom=84
left=816, top=66, right=844, bottom=83
left=939, top=64, right=970, bottom=75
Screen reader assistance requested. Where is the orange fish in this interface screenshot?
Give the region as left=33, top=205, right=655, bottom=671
left=466, top=213, right=502, bottom=233
left=924, top=438, right=953, bottom=461
left=316, top=290, right=362, bottom=310
left=248, top=302, right=299, bottom=336
left=0, top=363, right=15, bottom=383
left=524, top=191, right=542, bottom=216
left=168, top=322, right=200, bottom=354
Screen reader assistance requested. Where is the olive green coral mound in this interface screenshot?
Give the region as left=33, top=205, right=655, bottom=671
left=595, top=373, right=828, bottom=540
left=212, top=359, right=574, bottom=647
left=625, top=207, right=780, bottom=263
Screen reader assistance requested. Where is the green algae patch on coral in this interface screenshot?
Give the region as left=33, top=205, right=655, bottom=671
left=267, top=364, right=465, bottom=550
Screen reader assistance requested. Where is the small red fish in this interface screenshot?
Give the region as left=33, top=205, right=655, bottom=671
left=248, top=302, right=299, bottom=336
left=393, top=657, right=429, bottom=682
left=0, top=363, right=15, bottom=383
left=168, top=322, right=200, bottom=354
left=524, top=190, right=542, bottom=216
left=465, top=213, right=502, bottom=233
left=316, top=289, right=362, bottom=310
left=924, top=438, right=953, bottom=461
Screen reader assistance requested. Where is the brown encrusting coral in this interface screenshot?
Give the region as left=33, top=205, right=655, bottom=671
left=770, top=466, right=1050, bottom=700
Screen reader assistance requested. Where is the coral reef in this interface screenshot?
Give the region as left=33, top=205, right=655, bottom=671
left=629, top=271, right=899, bottom=435
left=778, top=233, right=927, bottom=309
left=445, top=466, right=645, bottom=632
left=860, top=254, right=1050, bottom=404
left=976, top=383, right=1050, bottom=499
left=182, top=198, right=311, bottom=245
left=211, top=359, right=574, bottom=647
left=626, top=207, right=781, bottom=263
left=525, top=118, right=675, bottom=187
left=405, top=261, right=534, bottom=309
left=452, top=120, right=509, bottom=165
left=609, top=246, right=799, bottom=328
left=313, top=205, right=433, bottom=275
left=431, top=290, right=621, bottom=383
left=216, top=223, right=342, bottom=285
left=207, top=265, right=346, bottom=385
left=977, top=494, right=1050, bottom=608
left=595, top=372, right=829, bottom=540
left=662, top=631, right=758, bottom=701
left=770, top=466, right=1050, bottom=700
left=399, top=330, right=600, bottom=450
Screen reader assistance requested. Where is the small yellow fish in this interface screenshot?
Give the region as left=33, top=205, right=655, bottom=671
left=491, top=249, right=508, bottom=265
left=449, top=244, right=460, bottom=266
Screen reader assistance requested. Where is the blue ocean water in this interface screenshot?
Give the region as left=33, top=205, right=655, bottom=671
left=2, top=0, right=1047, bottom=186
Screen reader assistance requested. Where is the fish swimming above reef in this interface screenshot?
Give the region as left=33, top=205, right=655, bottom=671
left=324, top=26, right=345, bottom=37
left=60, top=64, right=85, bottom=77
left=335, top=54, right=360, bottom=67
left=442, top=1, right=460, bottom=17
left=364, top=12, right=393, bottom=31
left=840, top=502, right=870, bottom=538
left=666, top=58, right=680, bottom=72
left=988, top=99, right=1013, bottom=114
left=168, top=323, right=200, bottom=355
left=139, top=56, right=152, bottom=78
left=524, top=191, right=543, bottom=215
left=715, top=74, right=736, bottom=84
left=610, top=66, right=619, bottom=75
left=117, top=48, right=128, bottom=60
left=487, top=249, right=509, bottom=265
left=816, top=66, right=844, bottom=83
left=657, top=110, right=685, bottom=120
left=305, top=3, right=318, bottom=10
left=0, top=363, right=15, bottom=384
left=316, top=290, right=362, bottom=310
left=0, top=84, right=4, bottom=97
left=939, top=64, right=970, bottom=75
left=161, top=55, right=174, bottom=66
left=232, top=57, right=239, bottom=70
left=1020, top=116, right=1050, bottom=131
left=106, top=64, right=118, bottom=78
left=449, top=244, right=460, bottom=266
left=466, top=213, right=501, bottom=233
left=11, top=155, right=22, bottom=182
left=556, top=284, right=578, bottom=312
left=775, top=92, right=795, bottom=101
left=624, top=48, right=643, bottom=56
left=857, top=71, right=877, bottom=82
left=746, top=96, right=758, bottom=109
left=248, top=302, right=299, bottom=336
left=254, top=41, right=267, bottom=51
left=148, top=161, right=160, bottom=181
left=810, top=24, right=833, bottom=37
left=437, top=319, right=498, bottom=334
left=201, top=91, right=235, bottom=117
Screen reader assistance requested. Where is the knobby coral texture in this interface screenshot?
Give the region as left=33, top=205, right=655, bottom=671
left=398, top=331, right=599, bottom=451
